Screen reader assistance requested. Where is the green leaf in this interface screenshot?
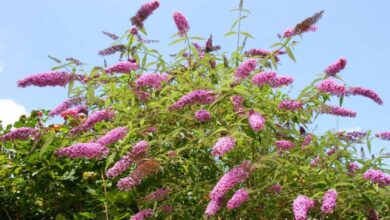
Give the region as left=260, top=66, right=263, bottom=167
left=169, top=38, right=185, bottom=46
left=40, top=134, right=54, bottom=158
left=225, top=31, right=238, bottom=37
left=190, top=36, right=206, bottom=40
left=240, top=32, right=254, bottom=39
left=87, top=83, right=96, bottom=104
left=68, top=79, right=74, bottom=97
left=230, top=16, right=247, bottom=31
left=285, top=46, right=296, bottom=62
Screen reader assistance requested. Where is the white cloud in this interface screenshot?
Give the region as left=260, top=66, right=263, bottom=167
left=0, top=65, right=3, bottom=74
left=0, top=99, right=27, bottom=126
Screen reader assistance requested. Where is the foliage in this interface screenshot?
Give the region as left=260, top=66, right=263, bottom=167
left=1, top=1, right=389, bottom=219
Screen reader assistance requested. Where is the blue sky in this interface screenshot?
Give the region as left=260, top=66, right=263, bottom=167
left=0, top=0, right=389, bottom=157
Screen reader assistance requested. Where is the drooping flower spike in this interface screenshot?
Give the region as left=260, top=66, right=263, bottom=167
left=17, top=71, right=79, bottom=88
left=324, top=57, right=347, bottom=76
left=173, top=11, right=190, bottom=37
left=131, top=0, right=160, bottom=29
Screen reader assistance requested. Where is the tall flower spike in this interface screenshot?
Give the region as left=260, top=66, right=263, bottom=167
left=209, top=160, right=251, bottom=201
left=292, top=195, right=315, bottom=220
left=252, top=71, right=277, bottom=87
left=131, top=0, right=160, bottom=29
left=105, top=61, right=138, bottom=74
left=226, top=188, right=249, bottom=210
left=324, top=57, right=347, bottom=76
left=347, top=86, right=383, bottom=105
left=205, top=199, right=222, bottom=217
left=0, top=127, right=40, bottom=142
left=234, top=58, right=257, bottom=81
left=294, top=10, right=324, bottom=35
left=321, top=189, right=338, bottom=214
left=316, top=79, right=346, bottom=96
left=211, top=136, right=236, bottom=157
left=96, top=127, right=128, bottom=146
left=376, top=132, right=390, bottom=141
left=169, top=90, right=215, bottom=110
left=248, top=110, right=265, bottom=132
left=173, top=11, right=190, bottom=37
left=55, top=143, right=109, bottom=159
left=17, top=71, right=77, bottom=88
left=319, top=105, right=356, bottom=118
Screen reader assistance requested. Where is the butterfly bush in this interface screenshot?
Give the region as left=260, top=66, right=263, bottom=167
left=4, top=2, right=390, bottom=219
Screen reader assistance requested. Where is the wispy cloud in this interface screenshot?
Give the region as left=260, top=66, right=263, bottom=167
left=0, top=99, right=27, bottom=126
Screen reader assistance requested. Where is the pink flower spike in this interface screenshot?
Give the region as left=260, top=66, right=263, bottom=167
left=97, top=127, right=128, bottom=146
left=248, top=110, right=265, bottom=132
left=234, top=59, right=257, bottom=81
left=55, top=143, right=109, bottom=159
left=251, top=71, right=277, bottom=87
left=321, top=189, right=338, bottom=214
left=319, top=105, right=356, bottom=118
left=316, top=79, right=346, bottom=96
left=347, top=86, right=383, bottom=105
left=131, top=0, right=160, bottom=29
left=194, top=109, right=212, bottom=122
left=173, top=11, right=190, bottom=37
left=270, top=76, right=294, bottom=87
left=130, top=208, right=153, bottom=220
left=324, top=57, right=347, bottom=76
left=376, top=132, right=390, bottom=141
left=226, top=188, right=249, bottom=210
left=17, top=71, right=77, bottom=88
left=105, top=61, right=138, bottom=74
left=278, top=100, right=303, bottom=111
left=275, top=140, right=295, bottom=151
left=293, top=195, right=315, bottom=220
left=211, top=136, right=236, bottom=157
left=205, top=199, right=222, bottom=217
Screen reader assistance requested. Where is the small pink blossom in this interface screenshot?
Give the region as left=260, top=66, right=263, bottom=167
left=292, top=195, right=315, bottom=220
left=169, top=90, right=215, bottom=110
left=173, top=11, right=190, bottom=37
left=363, top=169, right=390, bottom=186
left=321, top=189, right=338, bottom=214
left=348, top=162, right=360, bottom=174
left=316, top=79, right=346, bottom=96
left=234, top=59, right=257, bottom=81
left=270, top=76, right=294, bottom=87
left=376, top=132, right=390, bottom=141
left=130, top=208, right=153, bottom=220
left=278, top=100, right=303, bottom=111
left=302, top=134, right=312, bottom=148
left=324, top=57, right=347, bottom=76
left=136, top=73, right=169, bottom=89
left=231, top=95, right=245, bottom=115
left=248, top=110, right=265, bottom=132
left=105, top=61, right=138, bottom=74
left=194, top=109, right=212, bottom=122
left=275, top=140, right=295, bottom=151
left=251, top=71, right=277, bottom=87
left=211, top=136, right=236, bottom=157
left=226, top=188, right=249, bottom=210
left=310, top=156, right=320, bottom=167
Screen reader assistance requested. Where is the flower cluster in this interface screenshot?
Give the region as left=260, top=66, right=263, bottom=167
left=347, top=86, right=383, bottom=105
left=337, top=130, right=368, bottom=142
left=292, top=195, right=315, bottom=220
left=169, top=90, right=215, bottom=110
left=106, top=140, right=149, bottom=178
left=117, top=159, right=160, bottom=191
left=105, top=61, right=138, bottom=74
left=209, top=160, right=251, bottom=201
left=98, top=44, right=126, bottom=56
left=205, top=199, right=222, bottom=217
left=376, top=132, right=390, bottom=141
left=60, top=105, right=87, bottom=119
left=130, top=208, right=153, bottom=220
left=245, top=48, right=280, bottom=62
left=321, top=189, right=338, bottom=214
left=363, top=169, right=390, bottom=186
left=49, top=98, right=82, bottom=116
left=101, top=31, right=119, bottom=40
left=173, top=11, right=190, bottom=37
left=348, top=162, right=360, bottom=174
left=17, top=71, right=77, bottom=88
left=302, top=134, right=312, bottom=148
left=55, top=143, right=109, bottom=159
left=231, top=95, right=245, bottom=115
left=131, top=0, right=160, bottom=29
left=278, top=100, right=303, bottom=111
left=282, top=25, right=317, bottom=38
left=275, top=140, right=295, bottom=151
left=226, top=188, right=249, bottom=210
left=310, top=156, right=320, bottom=167
left=251, top=71, right=277, bottom=87
left=316, top=79, right=346, bottom=96
left=270, top=75, right=294, bottom=87
left=144, top=188, right=171, bottom=202
left=324, top=57, right=347, bottom=76
left=194, top=109, right=212, bottom=122
left=96, top=127, right=128, bottom=146
left=135, top=73, right=168, bottom=89
left=234, top=59, right=257, bottom=80
left=319, top=105, right=356, bottom=118
left=248, top=110, right=265, bottom=132
left=211, top=136, right=236, bottom=157
left=0, top=127, right=40, bottom=142
left=70, top=109, right=115, bottom=135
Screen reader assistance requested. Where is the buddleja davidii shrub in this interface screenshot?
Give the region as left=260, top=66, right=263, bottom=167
left=2, top=1, right=390, bottom=219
